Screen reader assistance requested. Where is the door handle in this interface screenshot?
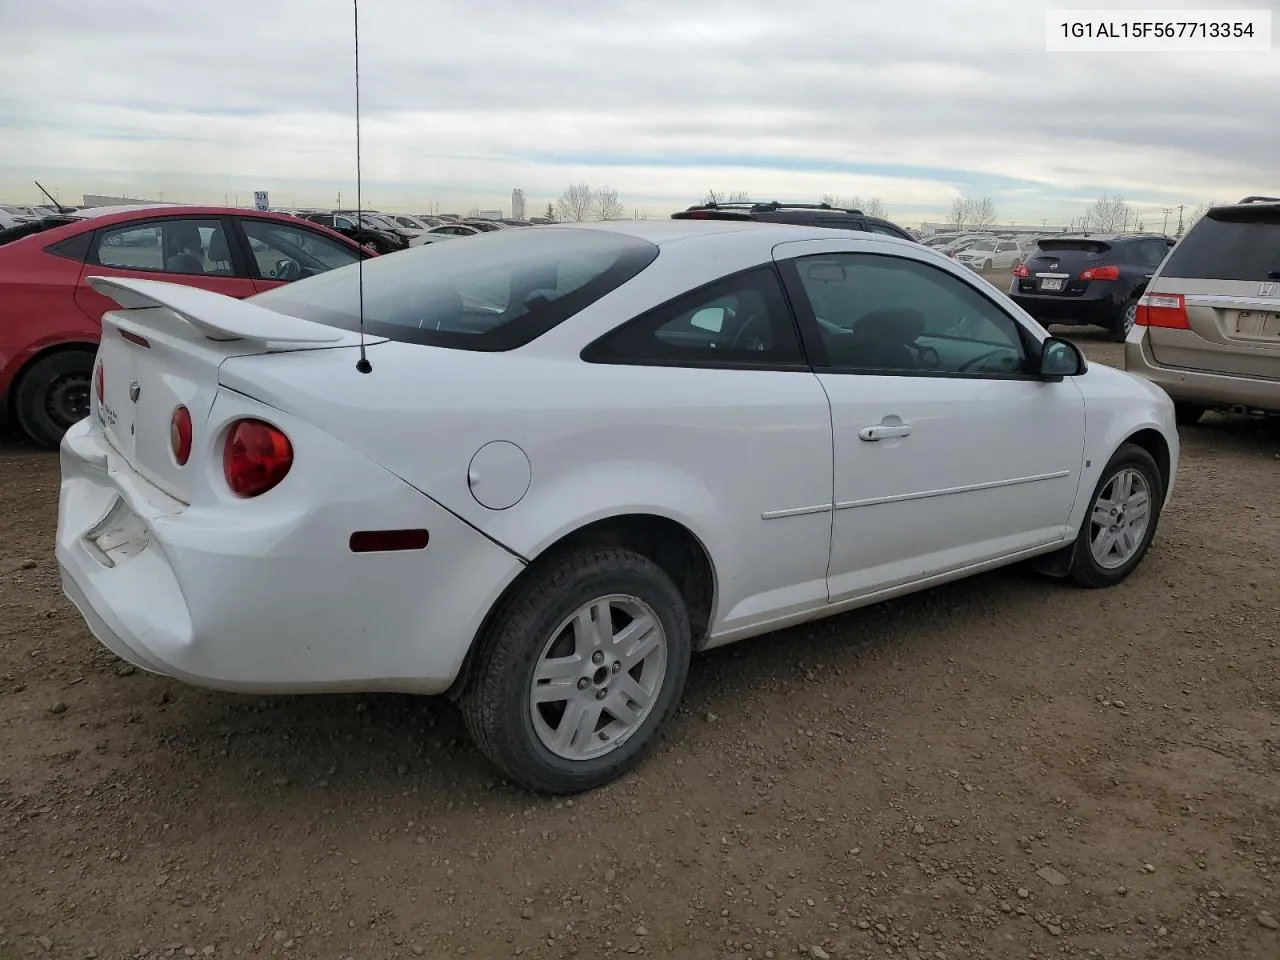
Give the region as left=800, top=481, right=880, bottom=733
left=859, top=423, right=912, bottom=441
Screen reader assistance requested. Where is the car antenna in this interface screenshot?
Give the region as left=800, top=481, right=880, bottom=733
left=33, top=179, right=70, bottom=213
left=352, top=0, right=372, bottom=374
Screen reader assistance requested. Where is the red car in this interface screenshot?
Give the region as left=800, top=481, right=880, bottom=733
left=0, top=205, right=374, bottom=448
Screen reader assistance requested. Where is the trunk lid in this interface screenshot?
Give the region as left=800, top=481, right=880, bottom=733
left=1021, top=239, right=1112, bottom=296
left=89, top=276, right=376, bottom=504
left=1145, top=207, right=1280, bottom=377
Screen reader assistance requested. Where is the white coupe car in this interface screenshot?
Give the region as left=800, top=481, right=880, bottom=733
left=56, top=221, right=1179, bottom=794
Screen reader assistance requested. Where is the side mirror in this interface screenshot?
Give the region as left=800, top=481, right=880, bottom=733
left=1038, top=337, right=1086, bottom=378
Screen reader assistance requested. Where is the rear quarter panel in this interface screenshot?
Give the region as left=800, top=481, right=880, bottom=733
left=0, top=237, right=98, bottom=397
left=218, top=234, right=838, bottom=636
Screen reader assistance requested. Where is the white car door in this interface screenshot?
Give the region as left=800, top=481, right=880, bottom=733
left=995, top=241, right=1022, bottom=268
left=775, top=240, right=1086, bottom=602
left=577, top=264, right=836, bottom=636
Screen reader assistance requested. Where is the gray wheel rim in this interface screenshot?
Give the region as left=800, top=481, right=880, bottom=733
left=1089, top=467, right=1151, bottom=569
left=529, top=594, right=667, bottom=761
left=1123, top=302, right=1137, bottom=334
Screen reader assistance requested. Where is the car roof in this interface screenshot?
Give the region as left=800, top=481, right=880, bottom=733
left=1040, top=232, right=1162, bottom=243
left=541, top=219, right=920, bottom=250
left=2, top=204, right=367, bottom=254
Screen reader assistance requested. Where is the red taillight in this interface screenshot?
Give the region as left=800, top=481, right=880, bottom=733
left=94, top=363, right=104, bottom=404
left=170, top=406, right=192, bottom=466
left=223, top=419, right=293, bottom=497
left=1013, top=264, right=1030, bottom=278
left=1135, top=293, right=1190, bottom=329
left=688, top=211, right=711, bottom=219
left=1079, top=265, right=1120, bottom=281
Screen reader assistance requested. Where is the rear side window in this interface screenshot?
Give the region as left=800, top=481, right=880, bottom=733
left=252, top=227, right=659, bottom=351
left=1162, top=209, right=1280, bottom=281
left=582, top=266, right=805, bottom=367
left=44, top=231, right=93, bottom=262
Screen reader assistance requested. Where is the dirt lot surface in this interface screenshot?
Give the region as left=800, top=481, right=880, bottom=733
left=2, top=329, right=1278, bottom=960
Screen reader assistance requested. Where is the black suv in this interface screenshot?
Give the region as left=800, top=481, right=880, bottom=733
left=1010, top=233, right=1174, bottom=341
left=301, top=212, right=406, bottom=255
left=671, top=201, right=916, bottom=241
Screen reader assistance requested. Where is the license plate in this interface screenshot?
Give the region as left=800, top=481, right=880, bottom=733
left=1236, top=311, right=1280, bottom=338
left=1040, top=278, right=1064, bottom=292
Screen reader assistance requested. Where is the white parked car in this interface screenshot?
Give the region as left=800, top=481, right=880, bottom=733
left=56, top=222, right=1179, bottom=793
left=956, top=237, right=1024, bottom=271
left=1, top=203, right=46, bottom=223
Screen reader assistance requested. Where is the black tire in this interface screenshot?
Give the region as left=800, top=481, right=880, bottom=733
left=13, top=350, right=95, bottom=450
left=1068, top=443, right=1164, bottom=588
left=460, top=546, right=692, bottom=794
left=1174, top=402, right=1206, bottom=426
left=1107, top=297, right=1139, bottom=342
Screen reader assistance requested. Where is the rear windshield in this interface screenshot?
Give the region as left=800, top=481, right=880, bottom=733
left=1161, top=207, right=1280, bottom=281
left=1034, top=239, right=1112, bottom=255
left=252, top=226, right=659, bottom=351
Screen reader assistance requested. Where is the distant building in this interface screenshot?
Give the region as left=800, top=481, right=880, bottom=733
left=511, top=189, right=525, bottom=220
left=476, top=209, right=503, bottom=220
left=82, top=194, right=158, bottom=207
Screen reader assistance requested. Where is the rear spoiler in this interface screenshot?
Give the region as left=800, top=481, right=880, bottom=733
left=87, top=276, right=345, bottom=345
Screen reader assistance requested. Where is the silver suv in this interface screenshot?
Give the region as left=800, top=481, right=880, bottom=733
left=1125, top=196, right=1280, bottom=424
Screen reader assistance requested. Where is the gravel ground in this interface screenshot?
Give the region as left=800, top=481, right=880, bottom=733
left=2, top=328, right=1278, bottom=960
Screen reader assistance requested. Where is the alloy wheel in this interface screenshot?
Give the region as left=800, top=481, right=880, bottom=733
left=529, top=594, right=667, bottom=761
left=1089, top=467, right=1151, bottom=569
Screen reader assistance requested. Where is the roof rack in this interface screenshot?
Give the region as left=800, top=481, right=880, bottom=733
left=688, top=201, right=866, bottom=216
left=1238, top=195, right=1280, bottom=204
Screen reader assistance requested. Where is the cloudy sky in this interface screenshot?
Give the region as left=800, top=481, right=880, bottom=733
left=1, top=0, right=1276, bottom=226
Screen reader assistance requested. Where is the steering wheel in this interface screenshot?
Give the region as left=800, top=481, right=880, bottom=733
left=273, top=258, right=301, bottom=281
left=957, top=348, right=1009, bottom=373
left=730, top=313, right=767, bottom=351
left=912, top=344, right=941, bottom=369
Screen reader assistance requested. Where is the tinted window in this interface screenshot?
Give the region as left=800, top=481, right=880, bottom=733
left=583, top=267, right=804, bottom=367
left=44, top=231, right=93, bottom=262
left=1137, top=240, right=1169, bottom=268
left=997, top=241, right=1019, bottom=252
left=92, top=219, right=237, bottom=277
left=241, top=219, right=361, bottom=279
left=253, top=227, right=658, bottom=351
left=791, top=253, right=1028, bottom=376
left=1162, top=209, right=1280, bottom=281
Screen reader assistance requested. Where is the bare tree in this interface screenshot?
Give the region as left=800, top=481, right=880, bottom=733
left=555, top=183, right=594, bottom=223
left=705, top=189, right=750, bottom=205
left=593, top=186, right=626, bottom=221
left=861, top=197, right=888, bottom=219
left=968, top=198, right=996, bottom=229
left=949, top=197, right=972, bottom=230
left=1085, top=193, right=1130, bottom=232
left=820, top=194, right=887, bottom=218
left=1185, top=199, right=1218, bottom=229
